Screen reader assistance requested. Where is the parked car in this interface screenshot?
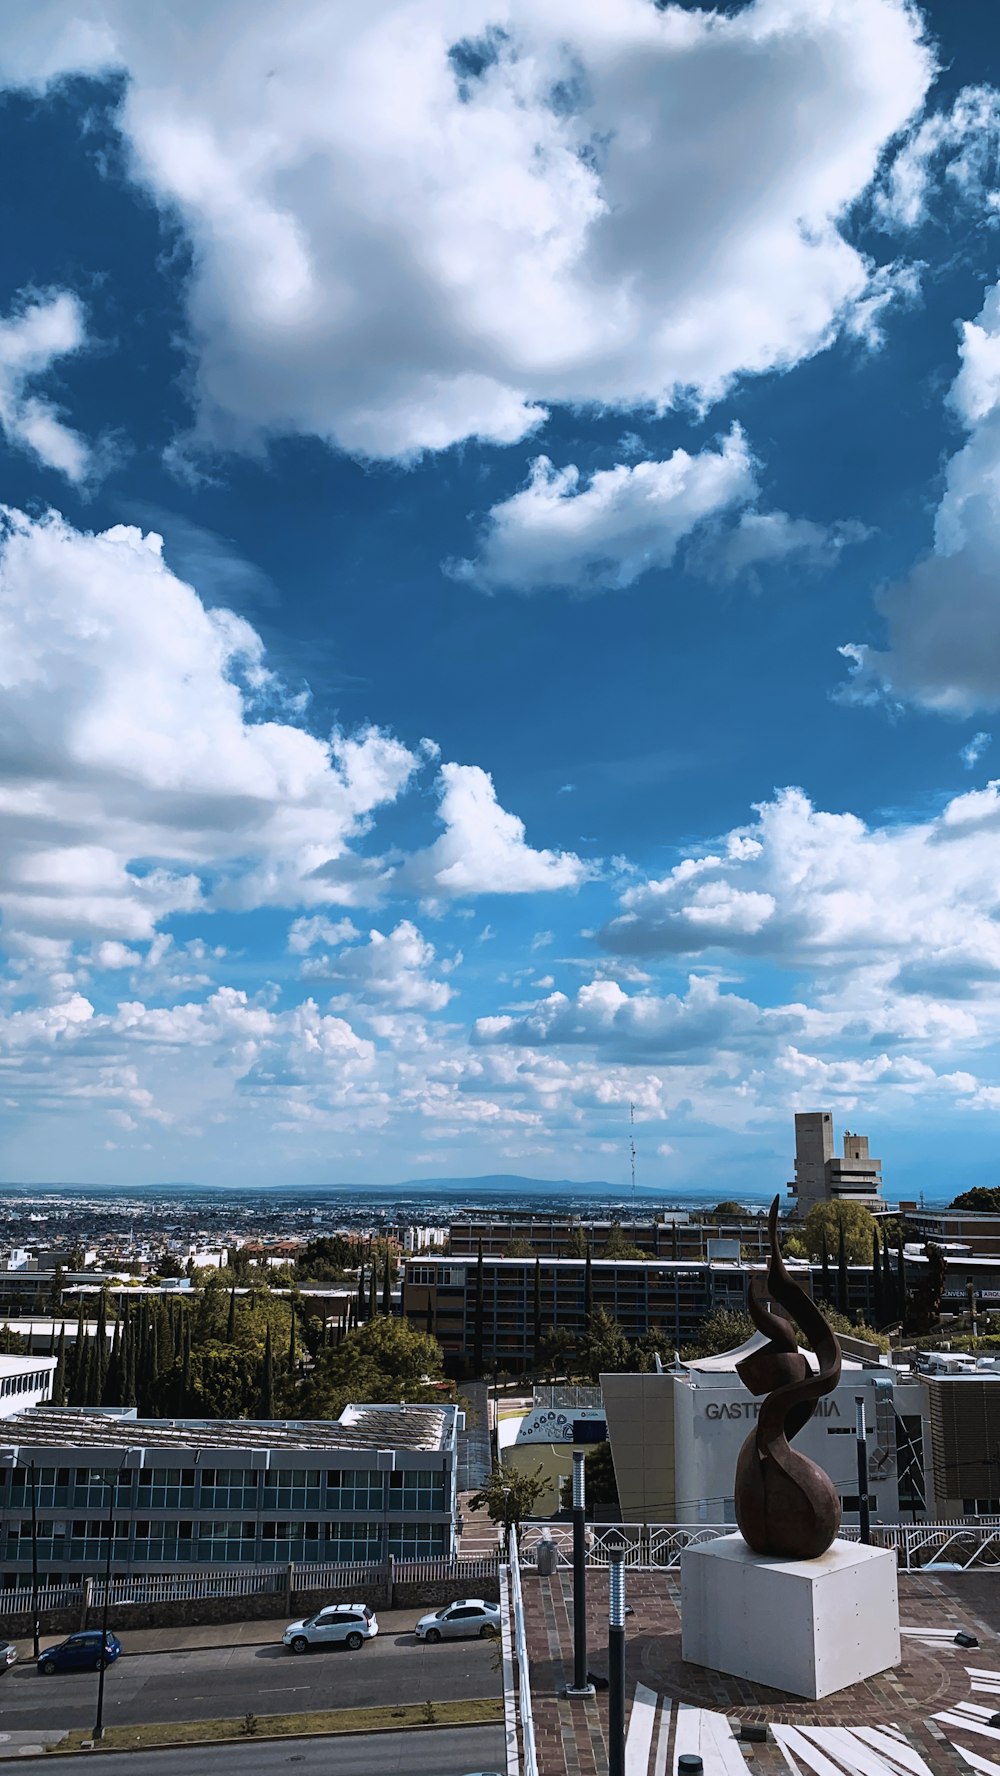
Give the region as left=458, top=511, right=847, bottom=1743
left=414, top=1599, right=501, bottom=1642
left=282, top=1604, right=378, bottom=1653
left=37, top=1631, right=121, bottom=1676
left=0, top=1642, right=17, bottom=1671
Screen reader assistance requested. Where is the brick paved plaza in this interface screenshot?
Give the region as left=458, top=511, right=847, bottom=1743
left=521, top=1564, right=1000, bottom=1774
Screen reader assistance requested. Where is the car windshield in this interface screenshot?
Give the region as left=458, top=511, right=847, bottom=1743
left=434, top=1607, right=451, bottom=1619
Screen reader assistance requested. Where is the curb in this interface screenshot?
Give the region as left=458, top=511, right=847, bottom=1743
left=27, top=1710, right=504, bottom=1760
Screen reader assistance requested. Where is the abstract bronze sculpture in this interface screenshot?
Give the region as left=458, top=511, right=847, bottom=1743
left=734, top=1195, right=842, bottom=1560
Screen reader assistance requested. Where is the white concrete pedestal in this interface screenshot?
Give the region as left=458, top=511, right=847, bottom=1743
left=680, top=1534, right=900, bottom=1700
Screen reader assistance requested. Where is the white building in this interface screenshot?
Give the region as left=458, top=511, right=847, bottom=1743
left=0, top=1355, right=57, bottom=1418
left=602, top=1335, right=932, bottom=1526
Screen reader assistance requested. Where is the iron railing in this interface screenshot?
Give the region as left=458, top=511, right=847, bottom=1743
left=521, top=1519, right=1000, bottom=1572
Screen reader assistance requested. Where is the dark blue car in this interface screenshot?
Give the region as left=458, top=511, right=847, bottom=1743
left=37, top=1630, right=121, bottom=1676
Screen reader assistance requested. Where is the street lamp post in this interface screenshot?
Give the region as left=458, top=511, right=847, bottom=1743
left=608, top=1547, right=626, bottom=1776
left=564, top=1450, right=594, bottom=1697
left=93, top=1464, right=120, bottom=1742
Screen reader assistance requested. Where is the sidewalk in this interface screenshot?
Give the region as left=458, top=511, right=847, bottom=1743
left=13, top=1607, right=423, bottom=1661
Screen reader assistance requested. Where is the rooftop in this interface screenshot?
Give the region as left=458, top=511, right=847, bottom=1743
left=0, top=1354, right=56, bottom=1377
left=0, top=1401, right=452, bottom=1453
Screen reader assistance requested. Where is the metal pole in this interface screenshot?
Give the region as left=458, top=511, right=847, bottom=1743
left=565, top=1451, right=594, bottom=1697
left=608, top=1549, right=626, bottom=1776
left=855, top=1396, right=871, bottom=1544
left=28, top=1460, right=39, bottom=1661
left=93, top=1469, right=117, bottom=1741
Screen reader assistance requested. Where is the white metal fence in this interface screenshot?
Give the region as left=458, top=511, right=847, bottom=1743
left=508, top=1532, right=538, bottom=1776
left=0, top=1552, right=500, bottom=1615
left=521, top=1519, right=1000, bottom=1572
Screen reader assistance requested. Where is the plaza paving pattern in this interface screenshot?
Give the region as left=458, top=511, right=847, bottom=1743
left=521, top=1566, right=1000, bottom=1774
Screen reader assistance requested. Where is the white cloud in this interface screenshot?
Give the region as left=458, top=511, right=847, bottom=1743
left=874, top=84, right=1000, bottom=231
left=0, top=506, right=419, bottom=944
left=694, top=509, right=869, bottom=583
left=449, top=426, right=755, bottom=592
left=961, top=731, right=991, bottom=769
left=0, top=0, right=932, bottom=460
left=405, top=762, right=590, bottom=896
left=842, top=280, right=1000, bottom=712
left=300, top=919, right=455, bottom=1012
left=0, top=291, right=90, bottom=480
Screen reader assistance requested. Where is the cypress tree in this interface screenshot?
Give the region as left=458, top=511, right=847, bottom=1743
left=473, top=1241, right=485, bottom=1377
left=533, top=1256, right=542, bottom=1367
left=425, top=1289, right=434, bottom=1336
left=95, top=1291, right=109, bottom=1397
left=872, top=1229, right=884, bottom=1326
left=69, top=1302, right=86, bottom=1405
left=584, top=1247, right=593, bottom=1321
left=368, top=1263, right=377, bottom=1321
left=259, top=1325, right=275, bottom=1418
left=287, top=1307, right=297, bottom=1372
left=226, top=1288, right=237, bottom=1343
left=357, top=1265, right=367, bottom=1323
left=671, top=1223, right=679, bottom=1262
left=181, top=1333, right=192, bottom=1415
left=103, top=1318, right=122, bottom=1407
left=52, top=1325, right=66, bottom=1406
left=381, top=1250, right=392, bottom=1316
left=81, top=1330, right=97, bottom=1404
left=896, top=1239, right=907, bottom=1332
left=820, top=1233, right=831, bottom=1305
left=837, top=1222, right=849, bottom=1317
left=123, top=1307, right=136, bottom=1407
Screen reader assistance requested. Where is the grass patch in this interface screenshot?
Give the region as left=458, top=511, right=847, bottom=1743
left=55, top=1696, right=502, bottom=1752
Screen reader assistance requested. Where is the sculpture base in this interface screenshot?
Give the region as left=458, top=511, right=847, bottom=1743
left=680, top=1534, right=900, bottom=1700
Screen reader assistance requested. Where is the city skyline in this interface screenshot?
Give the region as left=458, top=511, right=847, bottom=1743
left=4, top=2, right=1000, bottom=1195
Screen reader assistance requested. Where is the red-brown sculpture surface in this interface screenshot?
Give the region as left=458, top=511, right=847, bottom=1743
left=734, top=1195, right=842, bottom=1560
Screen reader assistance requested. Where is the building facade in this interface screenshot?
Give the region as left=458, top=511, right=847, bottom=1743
left=602, top=1343, right=932, bottom=1527
left=0, top=1401, right=459, bottom=1584
left=788, top=1111, right=884, bottom=1215
left=0, top=1355, right=56, bottom=1418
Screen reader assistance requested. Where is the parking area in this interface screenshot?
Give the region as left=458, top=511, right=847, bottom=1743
left=0, top=1613, right=499, bottom=1733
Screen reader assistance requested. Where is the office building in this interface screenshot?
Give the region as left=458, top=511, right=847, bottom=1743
left=904, top=1207, right=1000, bottom=1258
left=918, top=1350, right=1000, bottom=1516
left=446, top=1215, right=772, bottom=1261
left=0, top=1400, right=460, bottom=1583
left=788, top=1111, right=883, bottom=1215
left=402, top=1252, right=882, bottom=1372
left=0, top=1354, right=56, bottom=1418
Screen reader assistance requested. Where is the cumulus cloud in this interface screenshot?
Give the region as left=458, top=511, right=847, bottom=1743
left=842, top=280, right=1000, bottom=712
left=0, top=0, right=932, bottom=460
left=449, top=426, right=755, bottom=592
left=0, top=506, right=419, bottom=944
left=405, top=762, right=590, bottom=896
left=961, top=731, right=991, bottom=769
left=0, top=291, right=90, bottom=480
left=298, top=919, right=455, bottom=1012
left=600, top=783, right=1000, bottom=1030
left=694, top=509, right=869, bottom=583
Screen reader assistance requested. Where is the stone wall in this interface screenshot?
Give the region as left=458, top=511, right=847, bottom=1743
left=0, top=1574, right=499, bottom=1640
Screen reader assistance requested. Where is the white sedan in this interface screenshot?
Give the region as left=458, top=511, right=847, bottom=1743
left=414, top=1598, right=501, bottom=1642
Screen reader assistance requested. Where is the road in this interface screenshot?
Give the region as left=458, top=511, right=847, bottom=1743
left=0, top=1633, right=499, bottom=1732
left=4, top=1727, right=506, bottom=1775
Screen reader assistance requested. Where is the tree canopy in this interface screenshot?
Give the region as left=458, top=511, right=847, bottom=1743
left=469, top=1462, right=547, bottom=1547
left=951, top=1187, right=1000, bottom=1214
left=295, top=1315, right=446, bottom=1420
left=801, top=1199, right=877, bottom=1264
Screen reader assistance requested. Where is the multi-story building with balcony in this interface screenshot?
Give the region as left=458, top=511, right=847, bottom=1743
left=787, top=1111, right=884, bottom=1215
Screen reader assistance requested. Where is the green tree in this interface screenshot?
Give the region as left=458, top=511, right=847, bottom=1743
left=52, top=1324, right=66, bottom=1406
left=381, top=1251, right=392, bottom=1317
left=681, top=1307, right=755, bottom=1360
left=837, top=1222, right=849, bottom=1315
left=564, top=1225, right=589, bottom=1258
left=602, top=1222, right=646, bottom=1260
left=951, top=1187, right=1000, bottom=1213
left=583, top=1248, right=593, bottom=1321
left=504, top=1239, right=535, bottom=1258
left=296, top=1316, right=445, bottom=1420
left=532, top=1258, right=542, bottom=1368
left=708, top=1201, right=747, bottom=1219
left=468, top=1462, right=547, bottom=1548
left=578, top=1307, right=631, bottom=1380
left=802, top=1200, right=877, bottom=1265
left=259, top=1324, right=275, bottom=1418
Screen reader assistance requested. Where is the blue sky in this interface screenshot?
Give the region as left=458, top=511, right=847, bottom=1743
left=5, top=0, right=1000, bottom=1199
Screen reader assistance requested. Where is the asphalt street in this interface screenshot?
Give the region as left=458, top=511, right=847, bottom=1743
left=0, top=1633, right=499, bottom=1732
left=0, top=1727, right=506, bottom=1775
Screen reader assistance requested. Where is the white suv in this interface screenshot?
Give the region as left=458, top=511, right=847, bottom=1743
left=283, top=1603, right=379, bottom=1653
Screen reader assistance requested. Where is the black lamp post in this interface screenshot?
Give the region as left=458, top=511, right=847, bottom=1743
left=565, top=1450, right=594, bottom=1697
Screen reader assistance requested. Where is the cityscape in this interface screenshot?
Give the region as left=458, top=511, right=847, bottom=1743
left=3, top=0, right=1000, bottom=1773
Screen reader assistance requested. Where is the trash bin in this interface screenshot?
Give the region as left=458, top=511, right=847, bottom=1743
left=535, top=1530, right=558, bottom=1575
